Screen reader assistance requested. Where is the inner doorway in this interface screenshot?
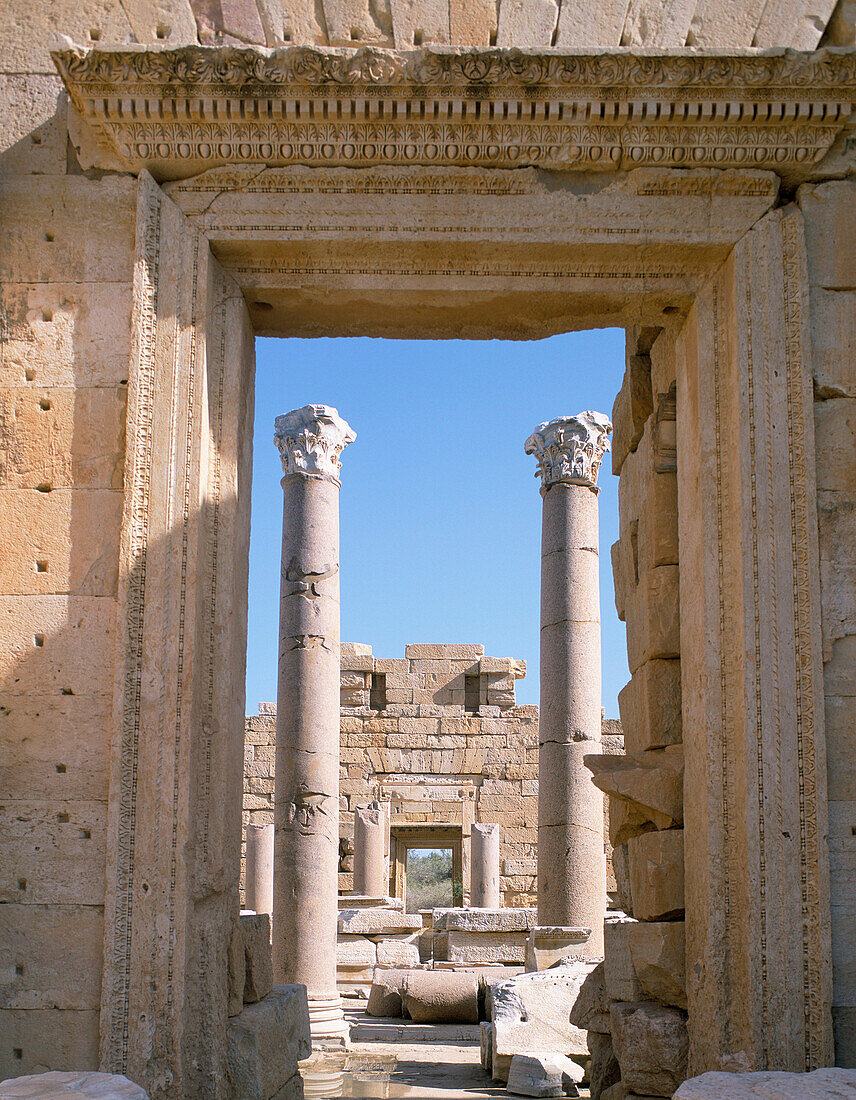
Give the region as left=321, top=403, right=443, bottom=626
left=390, top=826, right=463, bottom=912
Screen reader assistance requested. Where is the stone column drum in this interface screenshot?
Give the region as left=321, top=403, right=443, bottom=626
left=470, top=822, right=501, bottom=908
left=353, top=801, right=389, bottom=898
left=245, top=822, right=274, bottom=916
left=273, top=404, right=356, bottom=1047
left=525, top=411, right=612, bottom=957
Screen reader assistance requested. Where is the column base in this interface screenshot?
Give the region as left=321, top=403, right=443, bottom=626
left=308, top=994, right=349, bottom=1050
left=525, top=926, right=594, bottom=971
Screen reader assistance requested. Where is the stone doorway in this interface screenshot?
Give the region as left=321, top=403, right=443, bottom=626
left=391, top=827, right=464, bottom=911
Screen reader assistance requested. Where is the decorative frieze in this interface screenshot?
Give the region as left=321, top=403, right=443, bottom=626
left=52, top=46, right=856, bottom=178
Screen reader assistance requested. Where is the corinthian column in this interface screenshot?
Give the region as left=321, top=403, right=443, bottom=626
left=525, top=411, right=612, bottom=958
left=273, top=404, right=355, bottom=1047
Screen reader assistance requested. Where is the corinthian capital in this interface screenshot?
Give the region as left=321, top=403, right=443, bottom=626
left=274, top=405, right=356, bottom=484
left=525, top=411, right=612, bottom=493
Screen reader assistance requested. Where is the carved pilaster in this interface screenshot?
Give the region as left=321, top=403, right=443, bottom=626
left=525, top=411, right=612, bottom=494
left=274, top=404, right=356, bottom=484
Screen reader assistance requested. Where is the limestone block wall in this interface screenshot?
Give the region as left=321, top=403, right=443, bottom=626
left=243, top=643, right=622, bottom=910
left=799, top=179, right=856, bottom=1068
left=593, top=327, right=688, bottom=1098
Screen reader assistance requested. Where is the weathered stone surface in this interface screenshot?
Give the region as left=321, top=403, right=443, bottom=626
left=0, top=1011, right=99, bottom=1081
left=241, top=913, right=273, bottom=1004
left=674, top=1068, right=856, bottom=1097
left=226, top=985, right=311, bottom=1100
left=627, top=921, right=686, bottom=1010
left=627, top=829, right=684, bottom=921
left=338, top=908, right=421, bottom=935
left=479, top=1020, right=493, bottom=1072
left=625, top=566, right=681, bottom=673
left=610, top=1001, right=688, bottom=1097
left=0, top=1072, right=148, bottom=1099
left=612, top=844, right=633, bottom=915
left=525, top=926, right=592, bottom=972
left=336, top=936, right=377, bottom=970
left=434, top=908, right=535, bottom=933
left=586, top=747, right=683, bottom=832
left=569, top=962, right=610, bottom=1034
left=376, top=939, right=420, bottom=968
left=366, top=969, right=408, bottom=1017
left=588, top=1031, right=621, bottom=1100
left=402, top=971, right=478, bottom=1023
left=492, top=963, right=596, bottom=1074
left=603, top=920, right=644, bottom=1003
left=433, top=930, right=527, bottom=965
left=228, top=918, right=246, bottom=1018
left=618, top=660, right=682, bottom=755
left=506, top=1052, right=584, bottom=1097
left=0, top=905, right=102, bottom=1011
left=337, top=895, right=403, bottom=910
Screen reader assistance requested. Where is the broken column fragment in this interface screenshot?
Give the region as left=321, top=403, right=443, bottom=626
left=525, top=411, right=613, bottom=957
left=352, top=801, right=389, bottom=898
left=272, top=404, right=355, bottom=1048
left=470, top=822, right=501, bottom=908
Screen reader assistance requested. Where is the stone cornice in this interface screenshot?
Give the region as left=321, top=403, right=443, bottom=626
left=525, top=412, right=613, bottom=493
left=53, top=45, right=856, bottom=179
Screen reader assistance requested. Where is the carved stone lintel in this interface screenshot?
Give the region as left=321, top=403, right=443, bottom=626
left=274, top=404, right=356, bottom=483
left=525, top=410, right=613, bottom=493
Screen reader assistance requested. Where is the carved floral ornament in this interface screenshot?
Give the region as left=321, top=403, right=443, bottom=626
left=525, top=411, right=613, bottom=493
left=53, top=45, right=856, bottom=177
left=274, top=404, right=356, bottom=483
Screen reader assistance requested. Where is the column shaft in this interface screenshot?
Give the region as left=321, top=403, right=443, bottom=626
left=246, top=822, right=274, bottom=916
left=353, top=802, right=388, bottom=897
left=470, top=823, right=501, bottom=908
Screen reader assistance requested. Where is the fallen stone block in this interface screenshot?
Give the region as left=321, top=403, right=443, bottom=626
left=525, top=926, right=592, bottom=971
left=586, top=747, right=683, bottom=835
left=610, top=1001, right=688, bottom=1097
left=366, top=968, right=408, bottom=1017
left=241, top=913, right=273, bottom=1004
left=402, top=970, right=479, bottom=1023
left=627, top=921, right=686, bottom=1009
left=627, top=829, right=685, bottom=921
left=569, top=962, right=610, bottom=1033
left=491, top=963, right=596, bottom=1082
left=433, top=907, right=536, bottom=933
left=588, top=1031, right=621, bottom=1100
left=673, top=1068, right=856, bottom=1097
left=0, top=1073, right=148, bottom=1098
left=227, top=984, right=311, bottom=1100
left=506, top=1053, right=584, bottom=1097
left=338, top=908, right=422, bottom=934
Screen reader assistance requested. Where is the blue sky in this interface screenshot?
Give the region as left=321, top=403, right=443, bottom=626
left=246, top=331, right=628, bottom=715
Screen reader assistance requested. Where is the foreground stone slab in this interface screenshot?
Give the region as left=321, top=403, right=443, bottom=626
left=491, top=963, right=596, bottom=1082
left=673, top=1068, right=856, bottom=1097
left=402, top=971, right=479, bottom=1024
left=227, top=984, right=311, bottom=1100
left=241, top=913, right=273, bottom=1005
left=569, top=962, right=610, bottom=1034
left=610, top=1001, right=688, bottom=1097
left=0, top=1074, right=148, bottom=1099
left=506, top=1052, right=584, bottom=1097
left=626, top=921, right=686, bottom=1010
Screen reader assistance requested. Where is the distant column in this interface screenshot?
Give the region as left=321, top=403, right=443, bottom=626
left=245, top=823, right=274, bottom=916
left=470, top=823, right=501, bottom=908
left=353, top=801, right=389, bottom=897
left=525, top=411, right=612, bottom=956
left=273, top=404, right=355, bottom=1048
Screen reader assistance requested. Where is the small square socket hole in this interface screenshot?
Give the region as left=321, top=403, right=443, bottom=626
left=36, top=560, right=48, bottom=573
left=13, top=1049, right=23, bottom=1060
left=41, top=309, right=52, bottom=322
left=17, top=879, right=26, bottom=891
left=15, top=964, right=24, bottom=977
left=45, top=232, right=55, bottom=242
left=56, top=812, right=69, bottom=823
left=34, top=634, right=45, bottom=648
left=36, top=482, right=52, bottom=493
left=25, top=369, right=36, bottom=382
left=89, top=28, right=101, bottom=39
left=79, top=828, right=91, bottom=839
left=56, top=763, right=66, bottom=773
left=39, top=398, right=51, bottom=411
left=155, top=24, right=169, bottom=38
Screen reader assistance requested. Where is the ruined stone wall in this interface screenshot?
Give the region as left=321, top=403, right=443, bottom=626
left=243, top=643, right=621, bottom=910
